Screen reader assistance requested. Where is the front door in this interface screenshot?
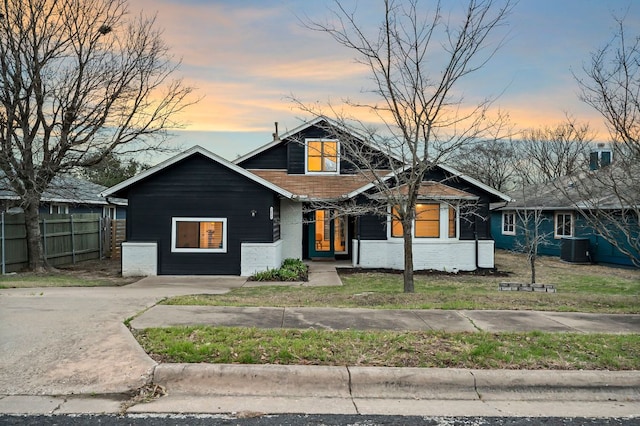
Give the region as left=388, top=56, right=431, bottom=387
left=309, top=209, right=347, bottom=258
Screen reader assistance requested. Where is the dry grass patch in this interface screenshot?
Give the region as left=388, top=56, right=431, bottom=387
left=135, top=326, right=640, bottom=370
left=0, top=258, right=138, bottom=288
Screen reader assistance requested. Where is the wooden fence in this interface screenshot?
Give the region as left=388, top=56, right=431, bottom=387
left=104, top=217, right=126, bottom=259
left=0, top=213, right=126, bottom=273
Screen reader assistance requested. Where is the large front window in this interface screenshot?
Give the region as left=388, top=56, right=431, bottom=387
left=390, top=203, right=456, bottom=239
left=306, top=139, right=338, bottom=173
left=171, top=217, right=227, bottom=253
left=415, top=204, right=440, bottom=238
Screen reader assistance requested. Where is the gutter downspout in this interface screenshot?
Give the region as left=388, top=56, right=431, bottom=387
left=1, top=211, right=5, bottom=275
left=474, top=219, right=479, bottom=270
left=356, top=216, right=361, bottom=266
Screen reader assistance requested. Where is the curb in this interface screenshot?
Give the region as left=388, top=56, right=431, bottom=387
left=152, top=364, right=640, bottom=402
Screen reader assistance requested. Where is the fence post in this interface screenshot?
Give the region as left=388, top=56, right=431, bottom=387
left=42, top=218, right=48, bottom=261
left=99, top=217, right=103, bottom=259
left=1, top=211, right=5, bottom=275
left=70, top=215, right=76, bottom=264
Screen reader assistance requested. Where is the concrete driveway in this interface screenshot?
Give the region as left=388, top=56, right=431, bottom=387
left=0, top=276, right=245, bottom=396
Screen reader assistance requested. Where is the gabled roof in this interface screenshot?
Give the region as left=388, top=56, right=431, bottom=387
left=389, top=182, right=480, bottom=201
left=101, top=145, right=296, bottom=199
left=438, top=164, right=512, bottom=202
left=233, top=116, right=367, bottom=165
left=234, top=116, right=512, bottom=203
left=1, top=173, right=126, bottom=206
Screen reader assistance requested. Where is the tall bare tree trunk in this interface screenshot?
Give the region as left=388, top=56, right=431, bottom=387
left=23, top=195, right=46, bottom=272
left=402, top=220, right=414, bottom=293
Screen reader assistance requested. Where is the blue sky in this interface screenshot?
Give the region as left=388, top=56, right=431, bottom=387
left=129, top=0, right=640, bottom=163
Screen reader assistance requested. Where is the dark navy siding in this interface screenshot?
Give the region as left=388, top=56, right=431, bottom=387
left=287, top=141, right=305, bottom=174
left=237, top=120, right=394, bottom=175
left=359, top=213, right=387, bottom=240
left=238, top=144, right=288, bottom=169
left=125, top=153, right=278, bottom=275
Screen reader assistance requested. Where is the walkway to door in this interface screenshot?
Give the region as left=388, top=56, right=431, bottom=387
left=242, top=260, right=347, bottom=288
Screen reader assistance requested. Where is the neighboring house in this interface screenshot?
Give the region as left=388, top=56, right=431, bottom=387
left=491, top=152, right=639, bottom=267
left=103, top=118, right=511, bottom=276
left=0, top=174, right=127, bottom=219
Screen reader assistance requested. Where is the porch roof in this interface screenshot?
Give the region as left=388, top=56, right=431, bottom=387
left=248, top=169, right=390, bottom=200
left=373, top=182, right=479, bottom=201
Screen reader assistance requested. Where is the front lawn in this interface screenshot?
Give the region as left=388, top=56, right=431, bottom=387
left=134, top=326, right=640, bottom=370
left=163, top=251, right=640, bottom=314
left=0, top=259, right=138, bottom=288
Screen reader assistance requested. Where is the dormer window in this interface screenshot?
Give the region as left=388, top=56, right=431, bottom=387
left=306, top=139, right=339, bottom=174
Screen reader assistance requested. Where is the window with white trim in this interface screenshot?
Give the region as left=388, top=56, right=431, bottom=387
left=390, top=203, right=456, bottom=239
left=171, top=217, right=227, bottom=253
left=49, top=204, right=69, bottom=214
left=415, top=203, right=440, bottom=238
left=554, top=212, right=573, bottom=238
left=305, top=139, right=339, bottom=174
left=502, top=211, right=515, bottom=235
left=103, top=206, right=116, bottom=219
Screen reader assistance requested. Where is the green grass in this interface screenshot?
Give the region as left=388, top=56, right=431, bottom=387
left=134, top=326, right=640, bottom=370
left=0, top=273, right=118, bottom=288
left=163, top=270, right=640, bottom=313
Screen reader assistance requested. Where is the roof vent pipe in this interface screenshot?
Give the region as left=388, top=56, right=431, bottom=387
left=273, top=122, right=280, bottom=141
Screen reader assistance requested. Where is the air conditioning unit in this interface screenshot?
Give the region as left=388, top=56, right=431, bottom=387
left=561, top=237, right=590, bottom=263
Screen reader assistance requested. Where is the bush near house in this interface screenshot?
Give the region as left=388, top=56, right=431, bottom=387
left=250, top=258, right=308, bottom=282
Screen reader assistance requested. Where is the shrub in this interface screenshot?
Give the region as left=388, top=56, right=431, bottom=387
left=250, top=258, right=308, bottom=282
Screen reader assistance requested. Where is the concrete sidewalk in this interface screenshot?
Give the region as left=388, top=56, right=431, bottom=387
left=130, top=305, right=640, bottom=334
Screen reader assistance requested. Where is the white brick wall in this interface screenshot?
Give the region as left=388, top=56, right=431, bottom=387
left=121, top=242, right=157, bottom=277
left=241, top=240, right=283, bottom=276
left=353, top=239, right=495, bottom=271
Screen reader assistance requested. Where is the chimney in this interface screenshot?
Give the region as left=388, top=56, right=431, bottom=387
left=589, top=142, right=612, bottom=170
left=272, top=122, right=280, bottom=141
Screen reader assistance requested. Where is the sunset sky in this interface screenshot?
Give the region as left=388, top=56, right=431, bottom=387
left=129, top=0, right=640, bottom=163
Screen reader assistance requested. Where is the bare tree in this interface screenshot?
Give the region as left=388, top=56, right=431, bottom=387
left=518, top=117, right=594, bottom=185
left=510, top=184, right=552, bottom=284
left=569, top=16, right=640, bottom=266
left=299, top=0, right=513, bottom=292
left=0, top=0, right=195, bottom=271
left=449, top=137, right=518, bottom=192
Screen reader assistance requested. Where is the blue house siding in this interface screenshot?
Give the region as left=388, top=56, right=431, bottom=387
left=491, top=211, right=636, bottom=267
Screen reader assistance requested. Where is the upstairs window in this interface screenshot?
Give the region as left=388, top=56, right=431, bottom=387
left=172, top=217, right=227, bottom=253
left=306, top=139, right=338, bottom=173
left=555, top=212, right=573, bottom=238
left=502, top=211, right=515, bottom=235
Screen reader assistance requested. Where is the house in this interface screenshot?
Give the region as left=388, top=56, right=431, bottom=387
left=102, top=118, right=511, bottom=276
left=491, top=148, right=639, bottom=267
left=0, top=173, right=127, bottom=219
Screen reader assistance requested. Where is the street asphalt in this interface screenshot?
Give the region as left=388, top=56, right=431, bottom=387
left=0, top=262, right=639, bottom=418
